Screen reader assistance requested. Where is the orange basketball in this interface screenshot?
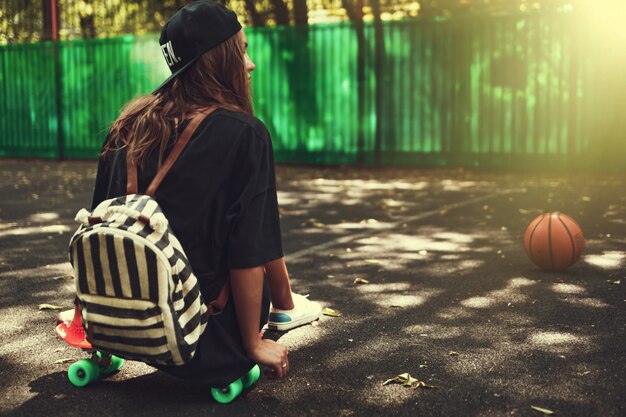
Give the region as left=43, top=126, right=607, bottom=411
left=523, top=212, right=585, bottom=271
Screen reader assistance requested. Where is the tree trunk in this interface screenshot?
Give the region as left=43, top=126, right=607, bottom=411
left=269, top=0, right=290, bottom=25
left=79, top=0, right=96, bottom=38
left=243, top=0, right=265, bottom=26
left=342, top=0, right=366, bottom=163
left=42, top=0, right=53, bottom=41
left=293, top=0, right=308, bottom=25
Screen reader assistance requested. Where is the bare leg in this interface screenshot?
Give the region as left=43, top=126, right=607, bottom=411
left=264, top=257, right=294, bottom=310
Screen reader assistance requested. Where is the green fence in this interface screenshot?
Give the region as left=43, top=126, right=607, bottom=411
left=1, top=12, right=625, bottom=169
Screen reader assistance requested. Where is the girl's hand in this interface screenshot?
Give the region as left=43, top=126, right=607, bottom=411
left=247, top=339, right=289, bottom=378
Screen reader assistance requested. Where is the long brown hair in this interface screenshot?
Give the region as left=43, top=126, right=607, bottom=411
left=103, top=31, right=252, bottom=166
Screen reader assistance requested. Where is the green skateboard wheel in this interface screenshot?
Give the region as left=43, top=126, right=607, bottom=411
left=210, top=379, right=243, bottom=404
left=102, top=355, right=124, bottom=374
left=95, top=351, right=124, bottom=374
left=242, top=364, right=261, bottom=389
left=68, top=359, right=100, bottom=387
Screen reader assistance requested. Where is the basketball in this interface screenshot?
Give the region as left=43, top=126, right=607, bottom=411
left=523, top=212, right=585, bottom=271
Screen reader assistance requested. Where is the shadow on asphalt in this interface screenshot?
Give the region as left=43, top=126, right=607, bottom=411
left=0, top=161, right=624, bottom=416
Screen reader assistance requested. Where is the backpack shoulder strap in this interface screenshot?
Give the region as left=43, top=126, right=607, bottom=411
left=126, top=107, right=215, bottom=196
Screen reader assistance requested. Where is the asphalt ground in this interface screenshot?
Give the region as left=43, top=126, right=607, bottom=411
left=0, top=159, right=624, bottom=417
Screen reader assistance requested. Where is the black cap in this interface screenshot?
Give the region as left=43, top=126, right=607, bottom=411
left=154, top=1, right=242, bottom=92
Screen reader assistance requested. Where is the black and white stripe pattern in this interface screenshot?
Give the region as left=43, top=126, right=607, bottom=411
left=70, top=194, right=208, bottom=366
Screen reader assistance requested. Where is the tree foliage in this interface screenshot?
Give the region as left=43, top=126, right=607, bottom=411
left=1, top=0, right=578, bottom=44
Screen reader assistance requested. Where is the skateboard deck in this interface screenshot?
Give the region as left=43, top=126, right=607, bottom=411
left=54, top=309, right=260, bottom=402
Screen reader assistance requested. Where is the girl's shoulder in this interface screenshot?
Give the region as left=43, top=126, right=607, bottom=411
left=209, top=109, right=269, bottom=141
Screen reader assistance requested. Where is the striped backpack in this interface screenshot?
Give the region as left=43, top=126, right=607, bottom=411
left=69, top=109, right=227, bottom=366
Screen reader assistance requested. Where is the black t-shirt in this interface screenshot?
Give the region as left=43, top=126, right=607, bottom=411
left=92, top=109, right=284, bottom=301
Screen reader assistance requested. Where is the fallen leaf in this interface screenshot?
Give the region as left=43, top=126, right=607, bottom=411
left=576, top=370, right=592, bottom=377
left=581, top=196, right=592, bottom=202
left=322, top=308, right=341, bottom=317
left=353, top=277, right=369, bottom=285
left=611, top=280, right=621, bottom=285
left=518, top=208, right=543, bottom=215
left=382, top=199, right=403, bottom=207
left=38, top=304, right=63, bottom=310
left=449, top=351, right=460, bottom=356
left=278, top=208, right=306, bottom=216
left=383, top=373, right=416, bottom=386
left=52, top=275, right=74, bottom=281
left=531, top=405, right=555, bottom=415
left=383, top=372, right=436, bottom=389
left=54, top=358, right=73, bottom=364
